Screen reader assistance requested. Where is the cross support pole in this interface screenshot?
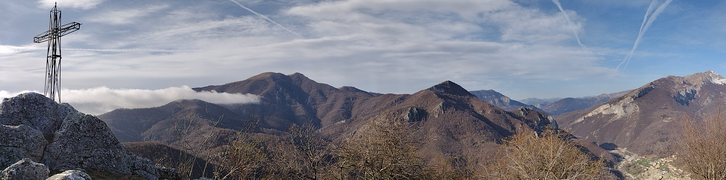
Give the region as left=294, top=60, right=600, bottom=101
left=33, top=3, right=81, bottom=103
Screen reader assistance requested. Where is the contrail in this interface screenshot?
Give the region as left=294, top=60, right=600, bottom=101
left=617, top=0, right=673, bottom=70
left=227, top=0, right=303, bottom=38
left=551, top=0, right=587, bottom=51
left=619, top=0, right=657, bottom=70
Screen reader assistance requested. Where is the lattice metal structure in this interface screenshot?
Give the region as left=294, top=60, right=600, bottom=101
left=33, top=3, right=81, bottom=103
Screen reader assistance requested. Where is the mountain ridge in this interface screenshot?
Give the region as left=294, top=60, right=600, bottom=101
left=100, top=72, right=579, bottom=171
left=558, top=70, right=726, bottom=156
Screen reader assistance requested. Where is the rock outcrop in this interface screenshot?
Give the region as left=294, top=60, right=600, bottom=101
left=0, top=93, right=75, bottom=137
left=1, top=158, right=49, bottom=180
left=0, top=125, right=48, bottom=169
left=0, top=92, right=179, bottom=179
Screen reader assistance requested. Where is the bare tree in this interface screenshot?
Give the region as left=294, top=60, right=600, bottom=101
left=335, top=119, right=430, bottom=180
left=277, top=123, right=329, bottom=179
left=488, top=128, right=607, bottom=179
left=678, top=112, right=726, bottom=180
left=215, top=116, right=271, bottom=179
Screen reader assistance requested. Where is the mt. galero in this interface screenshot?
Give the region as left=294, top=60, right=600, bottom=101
left=558, top=70, right=726, bottom=156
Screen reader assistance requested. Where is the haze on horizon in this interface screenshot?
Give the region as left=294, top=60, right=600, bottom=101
left=2, top=0, right=726, bottom=112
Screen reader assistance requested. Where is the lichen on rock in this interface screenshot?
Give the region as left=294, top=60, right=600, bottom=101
left=1, top=158, right=49, bottom=180
left=0, top=124, right=48, bottom=169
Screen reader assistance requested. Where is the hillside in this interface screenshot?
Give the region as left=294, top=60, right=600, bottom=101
left=558, top=70, right=726, bottom=156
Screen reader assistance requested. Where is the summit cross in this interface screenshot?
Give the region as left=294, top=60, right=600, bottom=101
left=33, top=2, right=82, bottom=103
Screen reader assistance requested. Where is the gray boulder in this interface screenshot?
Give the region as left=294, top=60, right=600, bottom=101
left=1, top=158, right=49, bottom=180
left=46, top=170, right=92, bottom=180
left=0, top=92, right=179, bottom=179
left=0, top=93, right=75, bottom=137
left=42, top=113, right=135, bottom=174
left=0, top=125, right=48, bottom=169
left=42, top=110, right=176, bottom=179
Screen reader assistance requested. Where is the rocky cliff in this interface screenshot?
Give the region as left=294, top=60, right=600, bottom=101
left=0, top=93, right=179, bottom=180
left=558, top=70, right=726, bottom=156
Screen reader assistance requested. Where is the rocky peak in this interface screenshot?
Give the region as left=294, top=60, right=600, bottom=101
left=0, top=92, right=178, bottom=179
left=681, top=70, right=726, bottom=85
left=427, top=81, right=473, bottom=97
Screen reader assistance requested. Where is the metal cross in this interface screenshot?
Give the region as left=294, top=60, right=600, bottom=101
left=33, top=2, right=82, bottom=103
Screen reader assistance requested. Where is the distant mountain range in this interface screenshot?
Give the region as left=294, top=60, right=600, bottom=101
left=470, top=89, right=629, bottom=116
left=519, top=97, right=562, bottom=107
left=99, top=72, right=575, bottom=167
left=469, top=90, right=542, bottom=111
left=541, top=91, right=630, bottom=116
left=100, top=70, right=726, bottom=168
left=558, top=70, right=726, bottom=156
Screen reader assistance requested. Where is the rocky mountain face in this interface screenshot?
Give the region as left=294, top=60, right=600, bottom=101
left=100, top=72, right=569, bottom=166
left=558, top=70, right=726, bottom=156
left=469, top=89, right=542, bottom=111
left=542, top=90, right=630, bottom=116
left=0, top=93, right=179, bottom=180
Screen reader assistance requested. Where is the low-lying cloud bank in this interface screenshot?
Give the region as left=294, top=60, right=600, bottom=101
left=0, top=86, right=260, bottom=115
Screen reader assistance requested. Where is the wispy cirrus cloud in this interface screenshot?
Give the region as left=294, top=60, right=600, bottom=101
left=38, top=0, right=104, bottom=10
left=8, top=0, right=687, bottom=100
left=86, top=4, right=169, bottom=25
left=17, top=0, right=612, bottom=95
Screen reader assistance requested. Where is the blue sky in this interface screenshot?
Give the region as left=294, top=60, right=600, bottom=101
left=2, top=0, right=726, bottom=109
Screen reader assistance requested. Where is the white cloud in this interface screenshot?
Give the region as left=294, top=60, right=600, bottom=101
left=0, top=86, right=260, bottom=115
left=86, top=4, right=169, bottom=25
left=38, top=0, right=104, bottom=10
left=287, top=0, right=515, bottom=21
left=0, top=44, right=43, bottom=55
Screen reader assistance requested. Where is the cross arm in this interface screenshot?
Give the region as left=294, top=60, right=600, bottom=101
left=33, top=22, right=82, bottom=43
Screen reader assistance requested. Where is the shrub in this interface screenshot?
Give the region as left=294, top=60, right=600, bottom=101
left=488, top=129, right=608, bottom=179
left=334, top=119, right=431, bottom=179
